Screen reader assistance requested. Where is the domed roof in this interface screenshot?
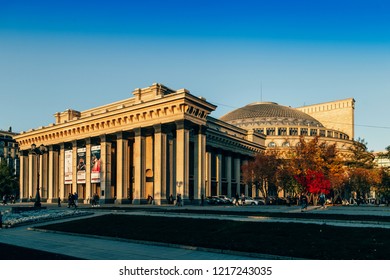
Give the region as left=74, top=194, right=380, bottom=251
left=220, top=102, right=324, bottom=127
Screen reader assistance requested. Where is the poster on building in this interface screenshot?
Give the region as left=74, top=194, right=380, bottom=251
left=77, top=147, right=86, bottom=184
left=91, top=145, right=101, bottom=183
left=64, top=150, right=73, bottom=184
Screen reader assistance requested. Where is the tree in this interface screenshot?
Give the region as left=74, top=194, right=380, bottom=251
left=377, top=168, right=390, bottom=205
left=345, top=138, right=375, bottom=169
left=295, top=169, right=331, bottom=195
left=345, top=138, right=380, bottom=199
left=0, top=160, right=19, bottom=197
left=241, top=150, right=281, bottom=201
left=286, top=136, right=345, bottom=203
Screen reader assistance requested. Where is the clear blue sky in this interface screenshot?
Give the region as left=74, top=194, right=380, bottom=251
left=1, top=0, right=389, bottom=151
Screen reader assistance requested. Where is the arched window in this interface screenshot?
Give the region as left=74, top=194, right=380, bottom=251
left=282, top=142, right=290, bottom=147
left=268, top=142, right=277, bottom=147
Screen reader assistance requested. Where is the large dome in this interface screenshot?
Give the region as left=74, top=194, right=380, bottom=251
left=220, top=102, right=324, bottom=127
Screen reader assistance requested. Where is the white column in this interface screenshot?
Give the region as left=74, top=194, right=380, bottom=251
left=47, top=146, right=55, bottom=203
left=19, top=152, right=27, bottom=201
left=116, top=133, right=126, bottom=204
left=153, top=124, right=166, bottom=205
left=71, top=141, right=77, bottom=194
left=216, top=152, right=222, bottom=196
left=133, top=128, right=143, bottom=204
left=206, top=151, right=212, bottom=196
left=234, top=157, right=241, bottom=196
left=226, top=155, right=232, bottom=198
left=100, top=135, right=112, bottom=203
left=243, top=159, right=249, bottom=196
left=28, top=152, right=34, bottom=200
left=175, top=120, right=190, bottom=202
left=196, top=126, right=207, bottom=200
left=85, top=139, right=91, bottom=204
left=58, top=144, right=65, bottom=200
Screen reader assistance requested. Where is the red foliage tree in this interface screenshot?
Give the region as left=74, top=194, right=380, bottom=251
left=295, top=169, right=331, bottom=195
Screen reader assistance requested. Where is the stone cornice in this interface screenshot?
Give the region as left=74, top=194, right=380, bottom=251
left=15, top=84, right=217, bottom=150
left=206, top=129, right=264, bottom=156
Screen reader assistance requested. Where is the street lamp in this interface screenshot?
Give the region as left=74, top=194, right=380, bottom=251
left=31, top=144, right=47, bottom=208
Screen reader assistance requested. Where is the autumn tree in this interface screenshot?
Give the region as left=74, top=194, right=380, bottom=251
left=286, top=136, right=346, bottom=203
left=241, top=150, right=281, bottom=201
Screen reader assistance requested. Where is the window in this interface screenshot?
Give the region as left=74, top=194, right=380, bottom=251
left=278, top=127, right=287, bottom=136
left=282, top=142, right=290, bottom=147
left=289, top=128, right=298, bottom=136
left=268, top=142, right=277, bottom=147
left=266, top=128, right=275, bottom=136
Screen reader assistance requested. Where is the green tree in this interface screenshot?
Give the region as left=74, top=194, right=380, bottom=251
left=0, top=160, right=19, bottom=197
left=345, top=138, right=380, bottom=199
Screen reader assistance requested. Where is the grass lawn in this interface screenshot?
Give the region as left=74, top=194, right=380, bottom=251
left=36, top=214, right=390, bottom=260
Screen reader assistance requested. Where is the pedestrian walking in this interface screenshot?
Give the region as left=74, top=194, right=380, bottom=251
left=168, top=194, right=174, bottom=205
left=57, top=196, right=61, bottom=207
left=74, top=192, right=78, bottom=207
left=234, top=193, right=239, bottom=206
left=300, top=192, right=308, bottom=212
left=319, top=193, right=326, bottom=209
left=176, top=193, right=182, bottom=206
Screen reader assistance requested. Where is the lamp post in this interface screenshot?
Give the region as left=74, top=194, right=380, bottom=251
left=31, top=144, right=47, bottom=208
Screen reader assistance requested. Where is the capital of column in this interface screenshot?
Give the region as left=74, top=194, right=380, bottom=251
left=99, top=134, right=107, bottom=143
left=116, top=131, right=131, bottom=140
left=194, top=125, right=208, bottom=135
left=133, top=127, right=143, bottom=137
left=175, top=119, right=193, bottom=130
left=154, top=124, right=171, bottom=134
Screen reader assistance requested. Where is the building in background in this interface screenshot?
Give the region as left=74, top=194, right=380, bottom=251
left=220, top=98, right=355, bottom=154
left=0, top=128, right=19, bottom=177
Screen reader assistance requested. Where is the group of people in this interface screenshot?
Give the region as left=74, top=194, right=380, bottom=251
left=91, top=193, right=100, bottom=207
left=2, top=194, right=16, bottom=205
left=299, top=192, right=326, bottom=212
left=67, top=192, right=78, bottom=208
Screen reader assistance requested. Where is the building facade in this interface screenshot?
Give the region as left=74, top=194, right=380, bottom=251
left=220, top=99, right=355, bottom=153
left=15, top=83, right=265, bottom=205
left=0, top=128, right=19, bottom=177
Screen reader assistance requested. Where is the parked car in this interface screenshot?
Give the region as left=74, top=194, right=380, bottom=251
left=253, top=197, right=266, bottom=205
left=206, top=196, right=226, bottom=205
left=218, top=195, right=233, bottom=204
left=239, top=196, right=258, bottom=206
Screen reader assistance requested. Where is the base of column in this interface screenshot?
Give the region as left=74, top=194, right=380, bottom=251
left=115, top=199, right=132, bottom=204
left=132, top=199, right=141, bottom=205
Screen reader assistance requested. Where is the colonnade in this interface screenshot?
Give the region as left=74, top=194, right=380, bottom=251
left=19, top=120, right=250, bottom=205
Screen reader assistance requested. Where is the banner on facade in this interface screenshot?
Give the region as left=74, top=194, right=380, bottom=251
left=77, top=147, right=86, bottom=184
left=91, top=145, right=101, bottom=183
left=64, top=150, right=73, bottom=184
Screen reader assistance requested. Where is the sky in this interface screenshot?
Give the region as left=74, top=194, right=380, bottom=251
left=1, top=0, right=389, bottom=151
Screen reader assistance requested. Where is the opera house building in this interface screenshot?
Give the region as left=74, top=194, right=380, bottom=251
left=14, top=83, right=355, bottom=205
